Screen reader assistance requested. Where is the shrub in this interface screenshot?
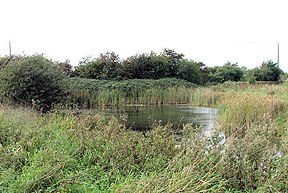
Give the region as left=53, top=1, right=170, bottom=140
left=0, top=55, right=67, bottom=112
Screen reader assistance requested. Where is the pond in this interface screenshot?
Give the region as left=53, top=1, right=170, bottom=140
left=94, top=105, right=218, bottom=135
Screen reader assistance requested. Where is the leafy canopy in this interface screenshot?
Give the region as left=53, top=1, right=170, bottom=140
left=0, top=55, right=67, bottom=112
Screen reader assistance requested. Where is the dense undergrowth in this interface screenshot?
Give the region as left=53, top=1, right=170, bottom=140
left=1, top=83, right=288, bottom=192
left=0, top=106, right=178, bottom=192
left=65, top=78, right=196, bottom=108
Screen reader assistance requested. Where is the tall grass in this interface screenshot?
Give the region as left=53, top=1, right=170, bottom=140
left=189, top=87, right=221, bottom=107
left=64, top=78, right=195, bottom=108
left=117, top=120, right=287, bottom=192
left=65, top=78, right=223, bottom=108
left=0, top=105, right=179, bottom=192
left=219, top=93, right=282, bottom=136
left=221, top=120, right=284, bottom=191
left=1, top=83, right=288, bottom=192
left=215, top=81, right=288, bottom=101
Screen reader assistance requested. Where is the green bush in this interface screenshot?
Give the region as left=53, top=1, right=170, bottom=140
left=0, top=55, right=67, bottom=112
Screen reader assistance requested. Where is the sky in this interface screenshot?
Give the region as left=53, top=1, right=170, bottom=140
left=1, top=0, right=288, bottom=71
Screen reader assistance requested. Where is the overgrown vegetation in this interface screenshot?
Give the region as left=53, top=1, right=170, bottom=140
left=71, top=49, right=284, bottom=85
left=0, top=51, right=287, bottom=192
left=1, top=83, right=287, bottom=192
left=0, top=55, right=67, bottom=112
left=65, top=77, right=195, bottom=108
left=0, top=51, right=285, bottom=113
left=0, top=105, right=178, bottom=192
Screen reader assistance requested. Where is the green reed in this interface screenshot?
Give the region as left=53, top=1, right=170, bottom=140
left=65, top=78, right=195, bottom=108
left=219, top=93, right=282, bottom=136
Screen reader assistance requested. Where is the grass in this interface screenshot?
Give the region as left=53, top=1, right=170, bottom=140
left=218, top=93, right=282, bottom=136
left=1, top=82, right=288, bottom=192
left=64, top=78, right=195, bottom=108
left=64, top=78, right=223, bottom=108
left=0, top=105, right=179, bottom=192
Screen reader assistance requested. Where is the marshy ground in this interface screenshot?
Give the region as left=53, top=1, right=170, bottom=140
left=0, top=83, right=287, bottom=192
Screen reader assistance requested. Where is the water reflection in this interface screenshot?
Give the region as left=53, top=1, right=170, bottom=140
left=95, top=105, right=218, bottom=134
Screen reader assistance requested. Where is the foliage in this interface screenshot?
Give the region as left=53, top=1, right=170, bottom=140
left=208, top=62, right=244, bottom=84
left=219, top=93, right=281, bottom=136
left=71, top=50, right=286, bottom=86
left=0, top=55, right=67, bottom=112
left=162, top=48, right=184, bottom=77
left=245, top=60, right=283, bottom=82
left=178, top=60, right=208, bottom=84
left=0, top=105, right=178, bottom=192
left=119, top=52, right=171, bottom=79
left=1, top=91, right=287, bottom=192
left=65, top=78, right=195, bottom=108
left=55, top=59, right=73, bottom=76
left=73, top=52, right=121, bottom=79
left=0, top=56, right=12, bottom=70
left=71, top=49, right=210, bottom=85
left=0, top=56, right=7, bottom=68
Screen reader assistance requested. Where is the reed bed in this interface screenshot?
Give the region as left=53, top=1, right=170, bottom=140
left=216, top=81, right=288, bottom=101
left=1, top=83, right=288, bottom=192
left=189, top=87, right=222, bottom=107
left=219, top=93, right=282, bottom=136
left=65, top=78, right=223, bottom=108
left=0, top=103, right=287, bottom=192
left=65, top=78, right=195, bottom=108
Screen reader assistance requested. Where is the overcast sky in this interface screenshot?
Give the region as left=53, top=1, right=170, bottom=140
left=1, top=0, right=288, bottom=71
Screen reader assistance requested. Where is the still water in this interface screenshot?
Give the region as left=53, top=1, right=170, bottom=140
left=95, top=105, right=218, bottom=133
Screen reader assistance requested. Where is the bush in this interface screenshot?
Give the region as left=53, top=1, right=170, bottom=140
left=0, top=55, right=67, bottom=112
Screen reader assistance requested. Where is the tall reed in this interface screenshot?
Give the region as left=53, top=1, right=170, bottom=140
left=219, top=93, right=281, bottom=136
left=116, top=119, right=287, bottom=192
left=64, top=78, right=195, bottom=108
left=189, top=87, right=221, bottom=107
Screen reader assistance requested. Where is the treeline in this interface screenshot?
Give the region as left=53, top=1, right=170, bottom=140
left=0, top=54, right=195, bottom=112
left=0, top=51, right=286, bottom=112
left=71, top=49, right=208, bottom=85
left=70, top=49, right=285, bottom=84
left=0, top=49, right=285, bottom=86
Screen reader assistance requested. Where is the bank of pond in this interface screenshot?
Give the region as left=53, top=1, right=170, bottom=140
left=0, top=83, right=288, bottom=192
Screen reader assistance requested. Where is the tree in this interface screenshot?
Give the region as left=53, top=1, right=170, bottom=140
left=162, top=48, right=184, bottom=77
left=120, top=52, right=170, bottom=79
left=178, top=60, right=207, bottom=84
left=258, top=60, right=283, bottom=81
left=245, top=60, right=283, bottom=82
left=56, top=59, right=73, bottom=76
left=0, top=56, right=13, bottom=70
left=0, top=55, right=67, bottom=112
left=208, top=62, right=244, bottom=83
left=73, top=52, right=121, bottom=79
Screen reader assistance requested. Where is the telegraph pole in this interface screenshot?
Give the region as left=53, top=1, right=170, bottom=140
left=9, top=40, right=12, bottom=57
left=277, top=42, right=279, bottom=67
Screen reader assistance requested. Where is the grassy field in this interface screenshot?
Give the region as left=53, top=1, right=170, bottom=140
left=0, top=82, right=287, bottom=192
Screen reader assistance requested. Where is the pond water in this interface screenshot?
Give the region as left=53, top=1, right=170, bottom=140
left=94, top=105, right=218, bottom=134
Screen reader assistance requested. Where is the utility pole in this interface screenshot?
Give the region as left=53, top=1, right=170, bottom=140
left=277, top=42, right=279, bottom=67
left=9, top=40, right=12, bottom=57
